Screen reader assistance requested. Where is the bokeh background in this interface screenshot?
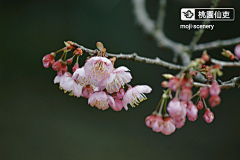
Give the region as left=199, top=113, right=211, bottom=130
left=1, top=0, right=240, bottom=159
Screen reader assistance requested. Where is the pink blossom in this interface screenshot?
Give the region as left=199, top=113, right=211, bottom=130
left=203, top=108, right=214, bottom=123
left=186, top=101, right=198, bottom=121
left=167, top=99, right=186, bottom=121
left=234, top=44, right=240, bottom=58
left=73, top=67, right=98, bottom=89
left=54, top=72, right=82, bottom=97
left=209, top=95, right=221, bottom=107
left=145, top=114, right=156, bottom=128
left=200, top=87, right=209, bottom=99
left=174, top=117, right=186, bottom=129
left=122, top=85, right=152, bottom=110
left=42, top=53, right=55, bottom=68
left=152, top=115, right=164, bottom=132
left=84, top=56, right=113, bottom=82
left=99, top=66, right=132, bottom=93
left=181, top=78, right=193, bottom=88
left=160, top=117, right=176, bottom=135
left=209, top=80, right=221, bottom=96
left=179, top=88, right=192, bottom=102
left=88, top=91, right=115, bottom=110
left=168, top=77, right=180, bottom=91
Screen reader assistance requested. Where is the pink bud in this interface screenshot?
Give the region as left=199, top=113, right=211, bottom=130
left=73, top=48, right=83, bottom=56
left=203, top=108, right=214, bottom=123
left=186, top=101, right=198, bottom=121
left=43, top=53, right=55, bottom=68
left=161, top=81, right=169, bottom=88
left=209, top=80, right=221, bottom=96
left=202, top=51, right=210, bottom=62
left=189, top=70, right=198, bottom=77
left=57, top=63, right=68, bottom=76
left=110, top=99, right=123, bottom=111
left=181, top=78, right=193, bottom=89
left=174, top=117, right=186, bottom=129
left=197, top=100, right=203, bottom=110
left=200, top=87, right=209, bottom=99
left=179, top=88, right=192, bottom=102
left=52, top=60, right=63, bottom=71
left=152, top=115, right=164, bottom=132
left=209, top=95, right=221, bottom=107
left=145, top=114, right=156, bottom=128
left=66, top=58, right=73, bottom=65
left=160, top=117, right=176, bottom=135
left=168, top=77, right=180, bottom=91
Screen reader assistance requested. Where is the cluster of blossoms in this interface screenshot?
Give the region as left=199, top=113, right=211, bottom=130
left=42, top=41, right=152, bottom=111
left=145, top=51, right=223, bottom=135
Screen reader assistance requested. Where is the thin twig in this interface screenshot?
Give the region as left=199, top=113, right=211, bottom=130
left=211, top=58, right=240, bottom=67
left=193, top=76, right=240, bottom=90
left=156, top=0, right=167, bottom=31
left=188, top=0, right=221, bottom=55
left=74, top=42, right=184, bottom=70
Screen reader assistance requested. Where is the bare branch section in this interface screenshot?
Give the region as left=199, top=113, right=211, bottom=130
left=211, top=58, right=240, bottom=67
left=132, top=0, right=240, bottom=65
left=188, top=0, right=221, bottom=54
left=74, top=43, right=184, bottom=70
left=193, top=76, right=240, bottom=90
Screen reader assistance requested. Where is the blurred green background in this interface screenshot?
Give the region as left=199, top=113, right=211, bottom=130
left=0, top=0, right=240, bottom=159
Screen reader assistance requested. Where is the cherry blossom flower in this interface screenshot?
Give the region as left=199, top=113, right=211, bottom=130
left=88, top=91, right=115, bottom=110
left=203, top=108, right=214, bottom=123
left=174, top=117, right=186, bottom=129
left=179, top=88, right=192, bottom=102
left=167, top=99, right=187, bottom=121
left=52, top=60, right=68, bottom=76
left=160, top=117, right=176, bottom=135
left=99, top=66, right=132, bottom=93
left=199, top=87, right=209, bottom=99
left=209, top=80, right=221, bottom=96
left=168, top=77, right=180, bottom=91
left=109, top=88, right=125, bottom=111
left=54, top=72, right=82, bottom=97
left=186, top=101, right=198, bottom=121
left=84, top=56, right=113, bottom=82
left=209, top=95, right=221, bottom=107
left=42, top=53, right=55, bottom=68
left=122, top=85, right=152, bottom=110
left=145, top=114, right=156, bottom=128
left=152, top=115, right=164, bottom=132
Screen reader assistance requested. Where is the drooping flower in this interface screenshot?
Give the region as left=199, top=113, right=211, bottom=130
left=203, top=108, right=214, bottom=123
left=84, top=56, right=113, bottom=82
left=179, top=88, right=192, bottom=102
left=99, top=66, right=132, bottom=93
left=160, top=116, right=176, bottom=135
left=109, top=88, right=125, bottom=111
left=167, top=99, right=187, bottom=122
left=174, top=117, right=186, bottom=129
left=122, top=85, right=152, bottom=110
left=209, top=80, right=221, bottom=96
left=168, top=77, right=180, bottom=91
left=52, top=60, right=68, bottom=76
left=209, top=95, right=221, bottom=107
left=186, top=101, right=198, bottom=121
left=199, top=87, right=209, bottom=99
left=145, top=114, right=156, bottom=128
left=88, top=91, right=115, bottom=110
left=152, top=115, right=164, bottom=132
left=42, top=53, right=55, bottom=68
left=197, top=100, right=203, bottom=110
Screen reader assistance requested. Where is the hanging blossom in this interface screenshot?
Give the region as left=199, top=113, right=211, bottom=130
left=42, top=41, right=152, bottom=111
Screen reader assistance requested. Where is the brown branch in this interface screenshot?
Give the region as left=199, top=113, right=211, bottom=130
left=193, top=76, right=240, bottom=90
left=211, top=58, right=240, bottom=67
left=74, top=42, right=184, bottom=70
left=132, top=0, right=240, bottom=66
left=188, top=0, right=221, bottom=54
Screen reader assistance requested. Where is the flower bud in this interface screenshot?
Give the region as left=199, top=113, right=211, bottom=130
left=200, top=87, right=209, bottom=99
left=197, top=100, right=203, bottom=110
left=162, top=74, right=173, bottom=79
left=234, top=44, right=240, bottom=59
left=209, top=95, right=221, bottom=107
left=203, top=108, right=214, bottom=123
